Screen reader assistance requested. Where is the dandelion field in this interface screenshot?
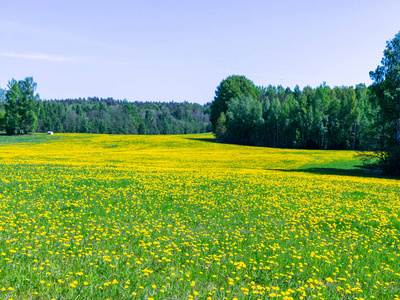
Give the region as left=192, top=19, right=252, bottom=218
left=0, top=133, right=399, bottom=300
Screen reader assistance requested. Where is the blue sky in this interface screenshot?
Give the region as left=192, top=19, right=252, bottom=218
left=1, top=0, right=399, bottom=104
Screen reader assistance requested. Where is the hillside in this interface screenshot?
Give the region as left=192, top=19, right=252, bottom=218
left=0, top=133, right=399, bottom=299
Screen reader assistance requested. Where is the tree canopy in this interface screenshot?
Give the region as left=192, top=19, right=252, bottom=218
left=210, top=75, right=258, bottom=132
left=4, top=77, right=39, bottom=135
left=35, top=98, right=211, bottom=135
left=0, top=87, right=5, bottom=131
left=369, top=31, right=400, bottom=175
left=214, top=81, right=372, bottom=151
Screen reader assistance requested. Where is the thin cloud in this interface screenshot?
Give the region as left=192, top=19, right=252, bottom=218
left=0, top=51, right=137, bottom=67
left=0, top=52, right=88, bottom=63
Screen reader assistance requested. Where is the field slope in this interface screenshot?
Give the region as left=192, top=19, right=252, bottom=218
left=0, top=133, right=399, bottom=299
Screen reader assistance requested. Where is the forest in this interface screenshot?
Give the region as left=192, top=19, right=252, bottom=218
left=212, top=80, right=372, bottom=151
left=0, top=86, right=211, bottom=135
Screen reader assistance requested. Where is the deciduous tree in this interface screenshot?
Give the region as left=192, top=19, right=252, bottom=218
left=5, top=77, right=39, bottom=134
left=369, top=31, right=400, bottom=175
left=210, top=75, right=257, bottom=133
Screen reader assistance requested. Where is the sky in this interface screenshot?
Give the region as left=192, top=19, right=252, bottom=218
left=1, top=0, right=400, bottom=104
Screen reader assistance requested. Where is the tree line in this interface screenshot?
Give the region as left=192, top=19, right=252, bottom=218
left=212, top=78, right=372, bottom=150
left=0, top=87, right=211, bottom=135
left=211, top=31, right=400, bottom=176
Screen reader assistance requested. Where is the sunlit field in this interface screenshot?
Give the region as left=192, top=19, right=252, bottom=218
left=0, top=133, right=399, bottom=300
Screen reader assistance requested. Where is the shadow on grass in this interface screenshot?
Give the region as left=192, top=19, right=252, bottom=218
left=185, top=137, right=217, bottom=143
left=185, top=137, right=258, bottom=146
left=185, top=137, right=399, bottom=180
left=271, top=165, right=398, bottom=180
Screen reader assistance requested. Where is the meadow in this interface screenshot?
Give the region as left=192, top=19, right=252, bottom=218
left=0, top=133, right=399, bottom=300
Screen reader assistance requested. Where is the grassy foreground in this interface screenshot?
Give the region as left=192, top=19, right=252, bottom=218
left=0, top=133, right=399, bottom=300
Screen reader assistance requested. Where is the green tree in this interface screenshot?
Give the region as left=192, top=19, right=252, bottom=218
left=144, top=109, right=158, bottom=134
left=19, top=77, right=39, bottom=133
left=353, top=84, right=370, bottom=150
left=369, top=31, right=400, bottom=175
left=214, top=112, right=227, bottom=139
left=79, top=116, right=90, bottom=133
left=5, top=79, right=21, bottom=134
left=5, top=77, right=39, bottom=135
left=210, top=75, right=257, bottom=133
left=270, top=97, right=282, bottom=147
left=0, top=87, right=5, bottom=131
left=0, top=87, right=5, bottom=108
left=24, top=110, right=38, bottom=133
left=0, top=110, right=5, bottom=132
left=225, top=95, right=264, bottom=145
